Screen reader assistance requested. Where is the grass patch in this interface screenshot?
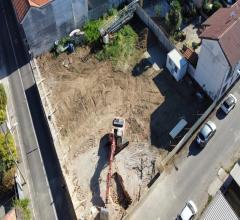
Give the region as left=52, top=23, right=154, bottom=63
left=96, top=25, right=138, bottom=69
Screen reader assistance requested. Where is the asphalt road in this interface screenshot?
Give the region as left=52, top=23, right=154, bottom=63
left=0, top=0, right=76, bottom=219
left=127, top=82, right=240, bottom=220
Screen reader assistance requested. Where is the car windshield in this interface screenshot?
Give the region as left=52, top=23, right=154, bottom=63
left=224, top=97, right=234, bottom=109
left=223, top=101, right=230, bottom=109
left=198, top=132, right=205, bottom=141
left=187, top=203, right=195, bottom=213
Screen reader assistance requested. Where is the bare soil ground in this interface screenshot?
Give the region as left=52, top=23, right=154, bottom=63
left=37, top=40, right=210, bottom=219
left=38, top=45, right=162, bottom=219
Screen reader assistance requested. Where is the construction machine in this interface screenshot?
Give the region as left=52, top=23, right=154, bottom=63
left=100, top=118, right=129, bottom=220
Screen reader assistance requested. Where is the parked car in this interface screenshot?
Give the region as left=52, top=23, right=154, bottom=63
left=220, top=94, right=237, bottom=115
left=196, top=121, right=216, bottom=147
left=177, top=200, right=198, bottom=220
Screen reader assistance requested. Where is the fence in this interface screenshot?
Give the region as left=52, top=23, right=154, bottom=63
left=161, top=100, right=217, bottom=166
left=135, top=5, right=174, bottom=52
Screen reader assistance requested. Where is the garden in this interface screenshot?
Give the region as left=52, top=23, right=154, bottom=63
left=145, top=0, right=226, bottom=52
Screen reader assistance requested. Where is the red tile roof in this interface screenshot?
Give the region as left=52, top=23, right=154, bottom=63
left=12, top=0, right=50, bottom=22
left=183, top=47, right=198, bottom=67
left=200, top=0, right=240, bottom=66
left=29, top=0, right=50, bottom=7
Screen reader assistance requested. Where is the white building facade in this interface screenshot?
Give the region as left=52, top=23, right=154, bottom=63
left=191, top=1, right=240, bottom=100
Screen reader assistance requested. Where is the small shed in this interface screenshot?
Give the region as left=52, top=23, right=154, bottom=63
left=166, top=49, right=188, bottom=81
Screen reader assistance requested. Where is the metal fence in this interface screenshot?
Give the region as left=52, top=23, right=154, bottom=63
left=161, top=100, right=217, bottom=166
left=135, top=5, right=174, bottom=52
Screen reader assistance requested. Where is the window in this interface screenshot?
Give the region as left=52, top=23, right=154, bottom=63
left=174, top=65, right=178, bottom=73
left=169, top=58, right=173, bottom=66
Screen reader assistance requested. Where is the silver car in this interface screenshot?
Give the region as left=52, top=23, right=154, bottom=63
left=220, top=94, right=237, bottom=115
left=196, top=121, right=216, bottom=147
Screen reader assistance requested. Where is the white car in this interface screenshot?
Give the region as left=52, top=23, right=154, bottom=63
left=220, top=94, right=237, bottom=115
left=177, top=200, right=198, bottom=220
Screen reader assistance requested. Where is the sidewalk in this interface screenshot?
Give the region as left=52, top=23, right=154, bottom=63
left=0, top=77, right=35, bottom=219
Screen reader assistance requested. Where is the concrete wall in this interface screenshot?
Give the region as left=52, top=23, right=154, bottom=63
left=136, top=5, right=174, bottom=52
left=194, top=39, right=230, bottom=100
left=22, top=0, right=87, bottom=56
left=88, top=0, right=126, bottom=20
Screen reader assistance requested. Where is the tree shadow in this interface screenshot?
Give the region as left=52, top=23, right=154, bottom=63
left=187, top=139, right=203, bottom=157
left=150, top=70, right=211, bottom=151
left=90, top=134, right=110, bottom=207
left=132, top=58, right=152, bottom=76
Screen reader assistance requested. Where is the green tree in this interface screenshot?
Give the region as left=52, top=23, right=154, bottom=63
left=212, top=1, right=222, bottom=13
left=166, top=0, right=182, bottom=34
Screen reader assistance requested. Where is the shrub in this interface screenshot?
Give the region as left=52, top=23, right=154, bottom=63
left=182, top=1, right=197, bottom=18
left=96, top=25, right=138, bottom=65
left=212, top=1, right=223, bottom=13
left=0, top=110, right=6, bottom=124
left=174, top=31, right=186, bottom=42
left=0, top=84, right=7, bottom=110
left=0, top=132, right=17, bottom=173
left=203, top=0, right=213, bottom=15
left=192, top=41, right=200, bottom=50
left=14, top=199, right=31, bottom=220
left=83, top=19, right=103, bottom=44
left=0, top=84, right=7, bottom=123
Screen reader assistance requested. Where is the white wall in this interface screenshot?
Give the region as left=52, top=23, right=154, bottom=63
left=194, top=39, right=230, bottom=100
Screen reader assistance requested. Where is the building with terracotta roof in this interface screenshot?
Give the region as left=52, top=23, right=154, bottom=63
left=192, top=0, right=240, bottom=100
left=10, top=0, right=126, bottom=56
left=11, top=0, right=88, bottom=56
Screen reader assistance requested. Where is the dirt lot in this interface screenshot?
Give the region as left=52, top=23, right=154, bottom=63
left=37, top=36, right=210, bottom=219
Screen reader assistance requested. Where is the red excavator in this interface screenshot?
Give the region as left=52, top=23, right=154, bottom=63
left=100, top=118, right=129, bottom=220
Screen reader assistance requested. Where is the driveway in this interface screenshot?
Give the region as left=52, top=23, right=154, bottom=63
left=126, top=81, right=240, bottom=220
